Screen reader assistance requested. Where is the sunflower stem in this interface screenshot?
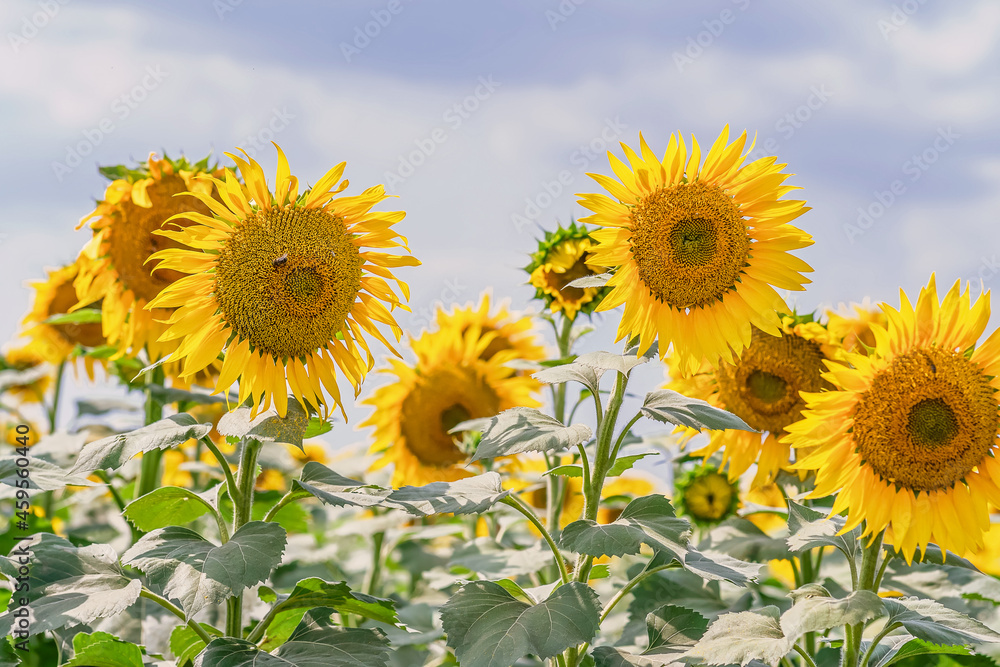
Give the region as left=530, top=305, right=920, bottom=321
left=46, top=361, right=66, bottom=433
left=843, top=528, right=884, bottom=667
left=202, top=436, right=241, bottom=510
left=227, top=437, right=262, bottom=638
left=365, top=531, right=386, bottom=597
left=140, top=588, right=214, bottom=645
left=134, top=365, right=166, bottom=502
left=501, top=494, right=569, bottom=584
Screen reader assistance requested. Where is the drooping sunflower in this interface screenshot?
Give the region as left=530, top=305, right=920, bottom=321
left=22, top=263, right=105, bottom=378
left=825, top=300, right=888, bottom=356
left=674, top=465, right=740, bottom=528
left=786, top=276, right=1000, bottom=562
left=434, top=292, right=546, bottom=366
left=364, top=321, right=541, bottom=487
left=74, top=154, right=224, bottom=364
left=147, top=145, right=419, bottom=419
left=578, top=126, right=813, bottom=370
left=526, top=221, right=610, bottom=319
left=666, top=315, right=836, bottom=487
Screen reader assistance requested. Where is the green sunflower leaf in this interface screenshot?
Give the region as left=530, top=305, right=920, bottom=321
left=566, top=273, right=612, bottom=288
left=194, top=610, right=390, bottom=667
left=0, top=534, right=141, bottom=637
left=607, top=452, right=659, bottom=476
left=292, top=461, right=391, bottom=508
left=121, top=522, right=286, bottom=618
left=64, top=631, right=143, bottom=667
left=471, top=407, right=593, bottom=461
left=0, top=456, right=93, bottom=491
left=70, top=413, right=213, bottom=475
left=786, top=501, right=861, bottom=562
left=303, top=417, right=333, bottom=438
left=384, top=472, right=509, bottom=516
left=592, top=605, right=711, bottom=667
left=450, top=539, right=551, bottom=578
left=682, top=606, right=792, bottom=666
left=440, top=581, right=601, bottom=667
left=532, top=362, right=602, bottom=395
left=703, top=518, right=792, bottom=563
left=0, top=367, right=49, bottom=393
left=43, top=310, right=103, bottom=325
left=75, top=398, right=140, bottom=416
left=170, top=623, right=223, bottom=667
left=123, top=486, right=218, bottom=532
left=560, top=495, right=690, bottom=560
left=545, top=464, right=584, bottom=477
left=217, top=399, right=310, bottom=450
left=881, top=597, right=1000, bottom=646
left=864, top=635, right=973, bottom=667
left=146, top=385, right=228, bottom=406
left=640, top=389, right=755, bottom=432
left=575, top=350, right=650, bottom=376
left=779, top=590, right=884, bottom=643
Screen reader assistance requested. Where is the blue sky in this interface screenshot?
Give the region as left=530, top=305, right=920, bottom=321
left=1, top=0, right=999, bottom=429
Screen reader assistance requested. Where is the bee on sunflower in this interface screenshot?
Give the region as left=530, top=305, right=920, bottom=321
left=525, top=221, right=610, bottom=321
left=786, top=276, right=1000, bottom=562
left=666, top=314, right=837, bottom=487
left=577, top=126, right=812, bottom=370
left=147, top=144, right=419, bottom=419
left=364, top=311, right=541, bottom=487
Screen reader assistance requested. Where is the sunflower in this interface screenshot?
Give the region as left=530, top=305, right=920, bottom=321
left=434, top=292, right=546, bottom=366
left=667, top=315, right=836, bottom=487
left=526, top=221, right=609, bottom=319
left=786, top=276, right=1000, bottom=562
left=826, top=300, right=887, bottom=356
left=364, top=321, right=540, bottom=487
left=577, top=126, right=812, bottom=370
left=74, top=154, right=224, bottom=364
left=147, top=145, right=419, bottom=419
left=674, top=465, right=740, bottom=527
left=0, top=342, right=51, bottom=403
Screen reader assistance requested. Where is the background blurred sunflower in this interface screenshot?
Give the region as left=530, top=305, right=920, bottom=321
left=525, top=221, right=609, bottom=320
left=666, top=314, right=836, bottom=487
left=578, top=126, right=812, bottom=370
left=825, top=300, right=888, bottom=356
left=787, top=276, right=1000, bottom=562
left=364, top=319, right=540, bottom=487
left=147, top=144, right=419, bottom=419
left=73, top=154, right=223, bottom=366
left=0, top=342, right=52, bottom=404
left=674, top=465, right=740, bottom=528
left=21, top=263, right=105, bottom=379
left=434, top=291, right=546, bottom=366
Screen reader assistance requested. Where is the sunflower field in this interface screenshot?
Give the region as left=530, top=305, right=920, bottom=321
left=3, top=123, right=1000, bottom=667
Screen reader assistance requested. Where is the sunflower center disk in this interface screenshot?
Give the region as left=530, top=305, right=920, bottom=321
left=400, top=365, right=501, bottom=467
left=685, top=475, right=733, bottom=520
left=51, top=279, right=105, bottom=347
left=629, top=181, right=749, bottom=309
left=108, top=173, right=212, bottom=302
left=853, top=347, right=998, bottom=492
left=214, top=206, right=362, bottom=359
left=716, top=331, right=827, bottom=433
left=548, top=253, right=596, bottom=302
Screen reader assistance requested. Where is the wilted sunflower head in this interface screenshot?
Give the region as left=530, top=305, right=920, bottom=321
left=674, top=465, right=740, bottom=527
left=787, top=275, right=1000, bottom=562
left=363, top=323, right=540, bottom=487
left=434, top=292, right=546, bottom=367
left=667, top=313, right=835, bottom=487
left=74, top=153, right=223, bottom=363
left=526, top=221, right=610, bottom=319
left=578, top=126, right=812, bottom=371
left=147, top=144, right=420, bottom=420
left=21, top=263, right=105, bottom=378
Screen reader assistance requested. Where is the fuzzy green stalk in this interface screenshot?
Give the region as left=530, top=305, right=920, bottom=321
left=842, top=528, right=884, bottom=667
left=547, top=315, right=576, bottom=535
left=134, top=365, right=166, bottom=501
left=46, top=361, right=66, bottom=433
left=226, top=438, right=263, bottom=638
